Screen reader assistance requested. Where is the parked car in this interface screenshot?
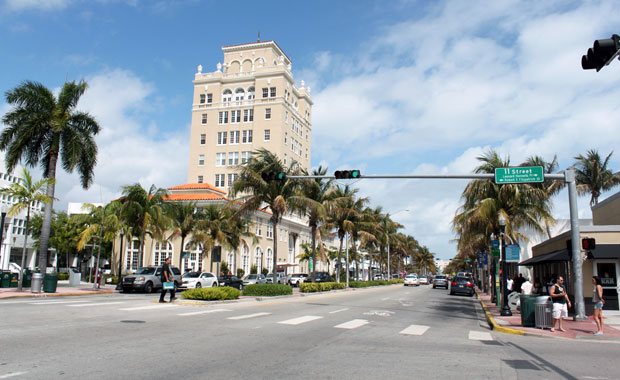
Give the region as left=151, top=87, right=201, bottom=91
left=432, top=275, right=448, bottom=289
left=218, top=275, right=243, bottom=290
left=121, top=266, right=181, bottom=293
left=373, top=274, right=383, bottom=281
left=404, top=274, right=419, bottom=286
left=419, top=275, right=429, bottom=285
left=449, top=276, right=475, bottom=296
left=265, top=272, right=287, bottom=284
left=242, top=273, right=266, bottom=286
left=305, top=272, right=333, bottom=283
left=180, top=272, right=218, bottom=289
left=288, top=273, right=308, bottom=287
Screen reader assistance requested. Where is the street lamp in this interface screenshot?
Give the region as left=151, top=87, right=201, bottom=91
left=0, top=204, right=7, bottom=269
left=387, top=209, right=409, bottom=279
left=498, top=214, right=512, bottom=317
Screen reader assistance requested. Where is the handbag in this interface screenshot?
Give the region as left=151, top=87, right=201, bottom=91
left=163, top=281, right=175, bottom=290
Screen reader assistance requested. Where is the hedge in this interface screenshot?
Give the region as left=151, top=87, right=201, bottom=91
left=181, top=287, right=241, bottom=301
left=300, top=282, right=345, bottom=293
left=58, top=273, right=69, bottom=281
left=242, top=283, right=292, bottom=297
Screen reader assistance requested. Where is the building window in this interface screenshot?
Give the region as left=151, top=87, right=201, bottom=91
left=241, top=151, right=251, bottom=164
left=264, top=129, right=270, bottom=141
left=262, top=87, right=268, bottom=98
left=217, top=132, right=227, bottom=145
left=284, top=153, right=287, bottom=166
left=126, top=239, right=140, bottom=270
left=218, top=111, right=229, bottom=124
left=230, top=130, right=240, bottom=144
left=235, top=88, right=245, bottom=102
left=256, top=218, right=262, bottom=236
left=198, top=154, right=204, bottom=166
left=242, top=245, right=249, bottom=274
left=242, top=130, right=253, bottom=144
left=200, top=134, right=206, bottom=145
left=228, top=152, right=239, bottom=166
left=265, top=108, right=271, bottom=120
left=231, top=110, right=241, bottom=123
left=255, top=247, right=263, bottom=272
left=266, top=224, right=273, bottom=239
left=201, top=114, right=207, bottom=124
left=243, top=109, right=254, bottom=122
left=153, top=241, right=173, bottom=266
left=266, top=248, right=273, bottom=271
left=207, top=93, right=213, bottom=104
left=247, top=87, right=255, bottom=100
left=216, top=153, right=226, bottom=166
left=227, top=173, right=237, bottom=186
left=200, top=94, right=205, bottom=104
left=197, top=175, right=203, bottom=184
left=270, top=87, right=276, bottom=97
left=223, top=89, right=232, bottom=103
left=215, top=174, right=225, bottom=187
left=284, top=132, right=287, bottom=144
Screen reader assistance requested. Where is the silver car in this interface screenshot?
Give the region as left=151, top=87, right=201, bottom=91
left=242, top=273, right=267, bottom=285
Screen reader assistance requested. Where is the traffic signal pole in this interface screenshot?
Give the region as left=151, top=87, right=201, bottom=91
left=288, top=170, right=586, bottom=320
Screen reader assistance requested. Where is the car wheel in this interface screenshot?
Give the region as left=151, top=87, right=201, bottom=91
left=144, top=281, right=153, bottom=293
left=432, top=286, right=436, bottom=289
left=195, top=282, right=201, bottom=288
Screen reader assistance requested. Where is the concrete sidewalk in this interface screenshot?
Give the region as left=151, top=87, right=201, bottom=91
left=0, top=280, right=115, bottom=299
left=477, top=290, right=620, bottom=340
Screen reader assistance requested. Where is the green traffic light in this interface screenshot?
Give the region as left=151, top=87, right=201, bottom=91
left=351, top=170, right=360, bottom=178
left=277, top=172, right=285, bottom=180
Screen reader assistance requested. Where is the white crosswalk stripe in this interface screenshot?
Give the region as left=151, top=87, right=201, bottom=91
left=67, top=301, right=126, bottom=307
left=278, top=315, right=323, bottom=325
left=177, top=309, right=231, bottom=316
left=334, top=319, right=369, bottom=330
left=468, top=331, right=493, bottom=341
left=29, top=300, right=88, bottom=305
left=227, top=312, right=271, bottom=320
left=329, top=308, right=349, bottom=314
left=119, top=304, right=178, bottom=311
left=399, top=324, right=430, bottom=336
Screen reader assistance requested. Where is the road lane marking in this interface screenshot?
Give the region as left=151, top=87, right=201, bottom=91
left=329, top=308, right=349, bottom=314
left=363, top=310, right=395, bottom=317
left=278, top=315, right=323, bottom=325
left=381, top=297, right=390, bottom=301
left=399, top=325, right=430, bottom=336
left=468, top=331, right=493, bottom=341
left=0, top=372, right=28, bottom=379
left=29, top=300, right=88, bottom=305
left=177, top=309, right=231, bottom=316
left=227, top=312, right=271, bottom=320
left=119, top=304, right=178, bottom=311
left=334, top=319, right=369, bottom=329
left=67, top=302, right=126, bottom=307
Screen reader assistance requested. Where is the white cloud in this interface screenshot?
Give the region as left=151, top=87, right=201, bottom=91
left=2, top=0, right=71, bottom=12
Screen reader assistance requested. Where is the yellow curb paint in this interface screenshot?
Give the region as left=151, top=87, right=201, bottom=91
left=476, top=293, right=525, bottom=336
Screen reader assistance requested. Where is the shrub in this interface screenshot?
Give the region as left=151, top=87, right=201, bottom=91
left=236, top=268, right=245, bottom=279
left=389, top=279, right=404, bottom=284
left=58, top=273, right=69, bottom=281
left=181, top=287, right=241, bottom=301
left=300, top=283, right=320, bottom=292
left=300, top=282, right=345, bottom=292
left=243, top=283, right=292, bottom=297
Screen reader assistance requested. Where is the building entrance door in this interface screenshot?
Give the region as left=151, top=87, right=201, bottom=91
left=594, top=261, right=619, bottom=311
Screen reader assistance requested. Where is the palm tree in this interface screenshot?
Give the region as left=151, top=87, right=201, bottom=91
left=166, top=201, right=200, bottom=273
left=119, top=184, right=170, bottom=269
left=230, top=148, right=303, bottom=278
left=572, top=149, right=620, bottom=206
left=325, top=185, right=360, bottom=282
left=193, top=204, right=245, bottom=272
left=298, top=165, right=335, bottom=278
left=0, top=167, right=54, bottom=290
left=523, top=155, right=564, bottom=238
left=1, top=80, right=101, bottom=271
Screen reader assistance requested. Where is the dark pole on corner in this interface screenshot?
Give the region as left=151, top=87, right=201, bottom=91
left=115, top=228, right=124, bottom=290
left=499, top=214, right=512, bottom=316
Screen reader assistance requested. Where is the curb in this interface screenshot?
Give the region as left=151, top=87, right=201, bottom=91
left=476, top=293, right=525, bottom=336
left=0, top=289, right=115, bottom=299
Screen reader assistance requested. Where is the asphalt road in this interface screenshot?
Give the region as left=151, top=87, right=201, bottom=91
left=0, top=285, right=617, bottom=380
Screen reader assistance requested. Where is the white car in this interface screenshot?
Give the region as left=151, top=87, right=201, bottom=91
left=419, top=276, right=429, bottom=285
left=288, top=273, right=308, bottom=287
left=404, top=274, right=419, bottom=286
left=181, top=272, right=218, bottom=289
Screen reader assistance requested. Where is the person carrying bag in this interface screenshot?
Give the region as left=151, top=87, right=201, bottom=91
left=159, top=257, right=176, bottom=303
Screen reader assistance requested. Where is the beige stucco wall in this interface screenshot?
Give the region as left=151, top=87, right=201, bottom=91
left=592, top=191, right=620, bottom=225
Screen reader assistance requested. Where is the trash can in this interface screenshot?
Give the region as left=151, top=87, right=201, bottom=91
left=42, top=273, right=59, bottom=293
left=520, top=295, right=537, bottom=327
left=0, top=271, right=10, bottom=288
left=31, top=273, right=44, bottom=293
left=22, top=269, right=32, bottom=288
left=69, top=268, right=81, bottom=286
left=9, top=272, right=18, bottom=287
left=535, top=296, right=553, bottom=329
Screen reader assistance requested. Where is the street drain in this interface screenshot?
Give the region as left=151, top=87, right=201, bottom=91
left=121, top=320, right=145, bottom=324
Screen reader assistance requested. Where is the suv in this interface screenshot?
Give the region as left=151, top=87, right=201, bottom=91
left=305, top=272, right=333, bottom=283
left=288, top=273, right=308, bottom=287
left=265, top=272, right=287, bottom=284
left=121, top=266, right=181, bottom=293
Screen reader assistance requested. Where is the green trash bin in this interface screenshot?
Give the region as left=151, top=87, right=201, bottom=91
left=22, top=269, right=32, bottom=288
left=0, top=271, right=10, bottom=287
left=43, top=273, right=59, bottom=293
left=9, top=272, right=18, bottom=287
left=520, top=294, right=537, bottom=327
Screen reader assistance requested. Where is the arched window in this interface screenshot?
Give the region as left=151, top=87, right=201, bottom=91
left=242, top=244, right=250, bottom=274
left=235, top=88, right=245, bottom=102
left=266, top=248, right=273, bottom=273
left=183, top=242, right=203, bottom=272
left=255, top=247, right=263, bottom=272
left=247, top=86, right=255, bottom=101
left=227, top=252, right=235, bottom=273
left=222, top=89, right=232, bottom=103
left=154, top=240, right=174, bottom=266
left=125, top=239, right=140, bottom=271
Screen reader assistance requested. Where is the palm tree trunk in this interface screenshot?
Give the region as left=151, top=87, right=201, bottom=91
left=311, top=225, right=317, bottom=278
left=336, top=237, right=343, bottom=282
left=17, top=206, right=31, bottom=291
left=272, top=218, right=278, bottom=277
left=38, top=154, right=58, bottom=271
left=179, top=235, right=186, bottom=273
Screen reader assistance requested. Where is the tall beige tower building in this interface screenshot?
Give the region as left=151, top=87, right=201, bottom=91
left=188, top=41, right=313, bottom=192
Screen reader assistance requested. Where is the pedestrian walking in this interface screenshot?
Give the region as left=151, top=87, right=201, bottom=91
left=549, top=276, right=571, bottom=332
left=507, top=276, right=514, bottom=292
left=592, top=276, right=605, bottom=336
left=521, top=277, right=533, bottom=295
left=159, top=257, right=176, bottom=303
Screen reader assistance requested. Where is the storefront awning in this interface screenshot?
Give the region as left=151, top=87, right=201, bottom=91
left=588, top=244, right=620, bottom=259
left=519, top=249, right=570, bottom=266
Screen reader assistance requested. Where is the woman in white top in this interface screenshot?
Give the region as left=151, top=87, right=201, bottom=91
left=592, top=276, right=605, bottom=336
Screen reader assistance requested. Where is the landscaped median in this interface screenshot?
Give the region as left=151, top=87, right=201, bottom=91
left=300, top=279, right=403, bottom=293
left=181, top=286, right=242, bottom=301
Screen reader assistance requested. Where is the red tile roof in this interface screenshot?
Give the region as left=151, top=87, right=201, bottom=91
left=164, top=193, right=228, bottom=202
left=167, top=183, right=226, bottom=194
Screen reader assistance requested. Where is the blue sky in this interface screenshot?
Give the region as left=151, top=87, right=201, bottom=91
left=1, top=0, right=620, bottom=260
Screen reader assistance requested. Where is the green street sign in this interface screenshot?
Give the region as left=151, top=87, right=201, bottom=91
left=181, top=251, right=190, bottom=259
left=491, top=248, right=500, bottom=257
left=494, top=166, right=544, bottom=184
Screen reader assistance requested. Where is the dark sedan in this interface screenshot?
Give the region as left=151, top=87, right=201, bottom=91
left=432, top=275, right=448, bottom=289
left=448, top=276, right=475, bottom=296
left=218, top=275, right=244, bottom=290
left=304, top=272, right=333, bottom=283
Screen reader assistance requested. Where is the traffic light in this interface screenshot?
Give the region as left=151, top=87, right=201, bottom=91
left=334, top=170, right=361, bottom=179
left=261, top=171, right=286, bottom=182
left=582, top=238, right=596, bottom=250
left=581, top=34, right=620, bottom=71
